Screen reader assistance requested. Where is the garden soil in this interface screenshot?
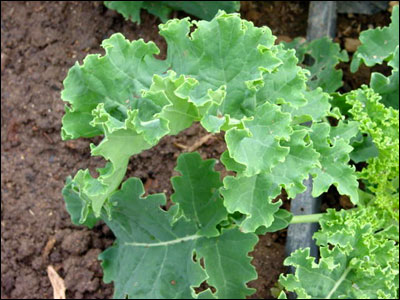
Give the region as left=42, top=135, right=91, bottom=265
left=1, top=1, right=391, bottom=299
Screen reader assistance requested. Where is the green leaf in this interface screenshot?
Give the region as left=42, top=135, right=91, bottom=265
left=281, top=208, right=399, bottom=299
left=371, top=46, right=399, bottom=109
left=284, top=88, right=331, bottom=123
left=225, top=101, right=292, bottom=176
left=159, top=11, right=282, bottom=119
left=195, top=227, right=258, bottom=298
left=281, top=37, right=307, bottom=62
left=345, top=86, right=399, bottom=215
left=61, top=33, right=168, bottom=140
left=142, top=71, right=200, bottom=134
left=68, top=98, right=167, bottom=218
left=104, top=1, right=240, bottom=24
left=268, top=129, right=320, bottom=199
left=304, top=37, right=348, bottom=93
left=310, top=123, right=359, bottom=204
left=220, top=150, right=246, bottom=173
left=171, top=152, right=228, bottom=237
left=221, top=174, right=281, bottom=232
left=283, top=36, right=349, bottom=93
left=104, top=1, right=151, bottom=24
left=256, top=209, right=293, bottom=235
left=166, top=1, right=240, bottom=20
left=330, top=120, right=360, bottom=143
left=100, top=177, right=258, bottom=299
left=351, top=5, right=399, bottom=72
left=349, top=133, right=379, bottom=163
left=256, top=46, right=308, bottom=108
left=62, top=177, right=99, bottom=228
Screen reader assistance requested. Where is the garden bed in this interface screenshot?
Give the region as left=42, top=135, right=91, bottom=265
left=0, top=2, right=392, bottom=299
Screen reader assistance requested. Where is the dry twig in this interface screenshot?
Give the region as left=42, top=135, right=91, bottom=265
left=47, top=265, right=66, bottom=299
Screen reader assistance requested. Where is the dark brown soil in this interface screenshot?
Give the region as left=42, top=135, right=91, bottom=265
left=0, top=1, right=392, bottom=299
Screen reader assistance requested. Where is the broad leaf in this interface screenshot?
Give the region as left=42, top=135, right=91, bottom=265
left=284, top=88, right=331, bottom=123
left=100, top=178, right=258, bottom=299
left=171, top=152, right=227, bottom=237
left=349, top=133, right=379, bottom=163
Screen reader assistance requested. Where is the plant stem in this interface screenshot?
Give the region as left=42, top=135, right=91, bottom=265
left=290, top=213, right=324, bottom=224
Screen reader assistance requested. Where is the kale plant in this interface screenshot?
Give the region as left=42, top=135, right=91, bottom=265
left=61, top=8, right=399, bottom=299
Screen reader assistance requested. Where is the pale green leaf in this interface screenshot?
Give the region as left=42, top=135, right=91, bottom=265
left=221, top=174, right=281, bottom=232
left=256, top=46, right=308, bottom=108
left=284, top=88, right=331, bottom=123
left=220, top=150, right=246, bottom=173
left=159, top=12, right=282, bottom=119
left=268, top=129, right=320, bottom=199
left=61, top=33, right=168, bottom=140
left=142, top=71, right=200, bottom=135
left=330, top=120, right=360, bottom=144
left=225, top=102, right=292, bottom=176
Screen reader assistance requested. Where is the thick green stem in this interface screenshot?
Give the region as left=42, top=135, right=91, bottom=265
left=290, top=213, right=324, bottom=224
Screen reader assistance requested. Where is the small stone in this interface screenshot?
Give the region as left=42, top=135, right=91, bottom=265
left=344, top=38, right=361, bottom=53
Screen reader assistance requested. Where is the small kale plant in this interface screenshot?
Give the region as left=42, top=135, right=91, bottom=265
left=61, top=8, right=399, bottom=299
left=279, top=6, right=399, bottom=299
